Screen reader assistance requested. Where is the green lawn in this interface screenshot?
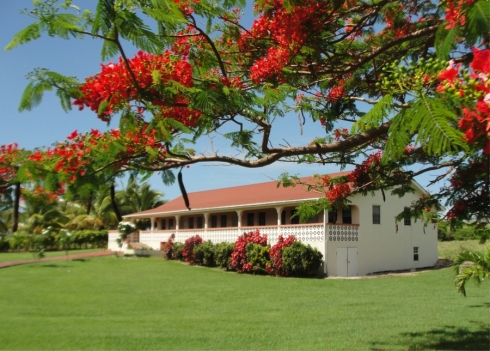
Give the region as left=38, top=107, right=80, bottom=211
left=438, top=240, right=488, bottom=260
left=0, top=249, right=105, bottom=262
left=0, top=256, right=488, bottom=350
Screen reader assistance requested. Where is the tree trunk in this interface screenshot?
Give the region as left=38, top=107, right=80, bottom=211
left=111, top=183, right=122, bottom=222
left=12, top=182, right=20, bottom=233
left=86, top=192, right=93, bottom=215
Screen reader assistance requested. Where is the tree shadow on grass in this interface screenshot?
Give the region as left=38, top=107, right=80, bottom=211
left=371, top=321, right=489, bottom=351
left=468, top=302, right=490, bottom=308
left=40, top=264, right=71, bottom=268
left=71, top=258, right=87, bottom=262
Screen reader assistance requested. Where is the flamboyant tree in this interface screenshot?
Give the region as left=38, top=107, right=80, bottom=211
left=4, top=0, right=490, bottom=228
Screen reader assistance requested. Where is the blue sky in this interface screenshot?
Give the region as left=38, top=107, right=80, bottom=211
left=0, top=0, right=339, bottom=201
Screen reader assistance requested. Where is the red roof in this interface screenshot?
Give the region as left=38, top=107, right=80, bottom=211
left=126, top=171, right=351, bottom=217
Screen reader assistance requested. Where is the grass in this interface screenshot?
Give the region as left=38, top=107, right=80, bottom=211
left=0, top=249, right=105, bottom=262
left=438, top=240, right=488, bottom=260
left=0, top=256, right=488, bottom=350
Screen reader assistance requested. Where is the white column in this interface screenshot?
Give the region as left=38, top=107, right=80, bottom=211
left=150, top=217, right=156, bottom=232
left=175, top=215, right=180, bottom=231
left=275, top=207, right=282, bottom=236
left=204, top=213, right=209, bottom=229
left=236, top=210, right=242, bottom=228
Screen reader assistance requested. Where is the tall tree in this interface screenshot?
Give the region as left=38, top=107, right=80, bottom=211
left=4, top=0, right=490, bottom=227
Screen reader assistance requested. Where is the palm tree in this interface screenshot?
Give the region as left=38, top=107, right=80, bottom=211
left=117, top=178, right=165, bottom=215
left=116, top=177, right=165, bottom=229
left=20, top=190, right=68, bottom=234
left=65, top=185, right=118, bottom=230
left=453, top=245, right=490, bottom=296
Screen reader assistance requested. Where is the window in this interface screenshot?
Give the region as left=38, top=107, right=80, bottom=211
left=258, top=212, right=266, bottom=226
left=328, top=210, right=337, bottom=224
left=413, top=247, right=419, bottom=261
left=403, top=207, right=411, bottom=226
left=220, top=215, right=227, bottom=228
left=342, top=206, right=352, bottom=224
left=247, top=213, right=254, bottom=226
left=188, top=217, right=194, bottom=229
left=161, top=219, right=166, bottom=230
left=281, top=210, right=286, bottom=225
left=211, top=215, right=217, bottom=228
left=372, top=205, right=381, bottom=224
left=197, top=217, right=203, bottom=229
left=290, top=209, right=299, bottom=224
left=168, top=218, right=174, bottom=229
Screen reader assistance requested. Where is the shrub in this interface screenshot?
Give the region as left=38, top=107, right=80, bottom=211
left=182, top=235, right=203, bottom=264
left=70, top=230, right=108, bottom=249
left=173, top=242, right=184, bottom=260
left=245, top=242, right=270, bottom=274
left=9, top=231, right=32, bottom=251
left=215, top=242, right=235, bottom=269
left=281, top=241, right=323, bottom=277
left=160, top=234, right=176, bottom=259
left=193, top=240, right=216, bottom=267
left=231, top=230, right=268, bottom=273
left=267, top=235, right=296, bottom=276
left=0, top=236, right=10, bottom=251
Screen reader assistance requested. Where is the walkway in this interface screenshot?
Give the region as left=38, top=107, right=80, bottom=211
left=0, top=251, right=116, bottom=269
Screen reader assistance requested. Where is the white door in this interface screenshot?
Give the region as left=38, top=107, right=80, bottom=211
left=336, top=248, right=358, bottom=277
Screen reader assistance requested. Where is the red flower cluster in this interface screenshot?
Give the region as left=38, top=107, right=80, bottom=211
left=348, top=151, right=383, bottom=187
left=444, top=0, right=474, bottom=29
left=28, top=126, right=167, bottom=183
left=0, top=143, right=22, bottom=187
left=266, top=235, right=296, bottom=276
left=437, top=48, right=490, bottom=153
left=181, top=234, right=203, bottom=264
left=230, top=230, right=268, bottom=273
left=73, top=50, right=200, bottom=127
left=239, top=0, right=329, bottom=83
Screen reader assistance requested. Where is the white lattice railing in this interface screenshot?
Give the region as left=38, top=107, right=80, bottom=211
left=326, top=224, right=359, bottom=242
left=108, top=223, right=332, bottom=251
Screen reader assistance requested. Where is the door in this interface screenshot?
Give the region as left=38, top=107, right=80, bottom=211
left=336, top=247, right=358, bottom=277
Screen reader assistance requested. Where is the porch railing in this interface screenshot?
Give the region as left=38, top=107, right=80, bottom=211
left=108, top=223, right=358, bottom=251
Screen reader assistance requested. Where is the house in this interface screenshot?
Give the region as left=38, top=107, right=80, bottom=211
left=108, top=171, right=438, bottom=277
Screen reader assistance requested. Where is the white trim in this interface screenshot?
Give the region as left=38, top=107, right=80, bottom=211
left=122, top=197, right=320, bottom=219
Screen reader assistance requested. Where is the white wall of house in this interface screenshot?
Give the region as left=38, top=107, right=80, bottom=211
left=111, top=186, right=438, bottom=277
left=325, top=188, right=438, bottom=276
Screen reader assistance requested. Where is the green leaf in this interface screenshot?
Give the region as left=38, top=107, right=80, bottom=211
left=160, top=170, right=176, bottom=186
left=4, top=22, right=41, bottom=51
left=384, top=95, right=467, bottom=161
left=98, top=101, right=109, bottom=115
left=465, top=0, right=490, bottom=45
left=435, top=25, right=460, bottom=59
left=152, top=70, right=161, bottom=85
left=351, top=94, right=393, bottom=133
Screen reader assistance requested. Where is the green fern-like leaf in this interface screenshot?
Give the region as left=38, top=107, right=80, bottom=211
left=384, top=95, right=467, bottom=160
left=4, top=22, right=41, bottom=51
left=115, top=10, right=164, bottom=54
left=465, top=0, right=490, bottom=45
left=435, top=25, right=460, bottom=59
left=351, top=94, right=393, bottom=133
left=92, top=0, right=116, bottom=35
left=100, top=37, right=119, bottom=60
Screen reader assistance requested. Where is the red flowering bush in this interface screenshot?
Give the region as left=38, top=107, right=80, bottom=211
left=181, top=235, right=203, bottom=264
left=230, top=230, right=268, bottom=273
left=161, top=234, right=176, bottom=259
left=267, top=235, right=296, bottom=276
